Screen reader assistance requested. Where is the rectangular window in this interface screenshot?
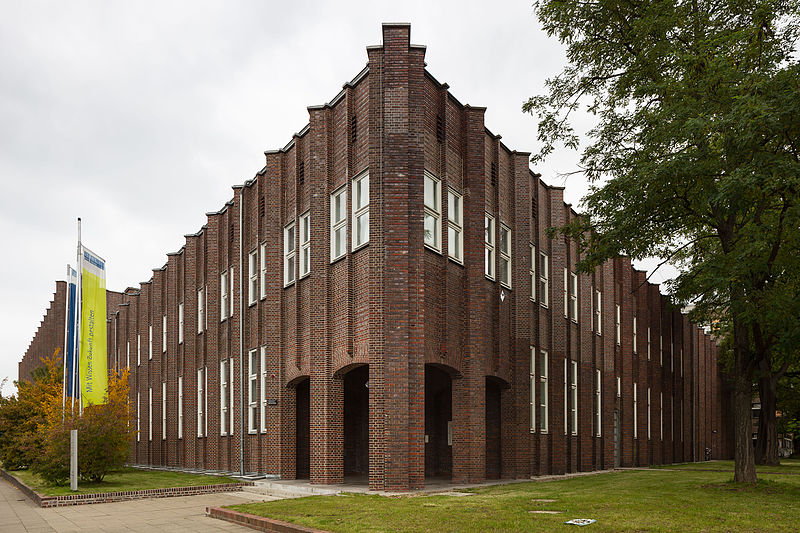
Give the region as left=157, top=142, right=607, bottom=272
left=660, top=335, right=663, bottom=366
left=220, top=271, right=229, bottom=320
left=148, top=325, right=153, bottom=360
left=148, top=387, right=153, bottom=441
left=632, top=296, right=637, bottom=353
left=300, top=212, right=311, bottom=276
left=331, top=187, right=347, bottom=260
left=447, top=189, right=463, bottom=262
left=229, top=267, right=234, bottom=318
left=424, top=172, right=441, bottom=251
left=249, top=349, right=259, bottom=433
left=178, top=376, right=183, bottom=439
left=594, top=290, right=602, bottom=334
left=220, top=359, right=229, bottom=436
left=615, top=304, right=621, bottom=345
left=563, top=359, right=568, bottom=435
left=539, top=350, right=549, bottom=433
left=259, top=242, right=267, bottom=299
left=563, top=268, right=568, bottom=318
left=529, top=245, right=536, bottom=301
left=570, top=360, right=578, bottom=435
left=529, top=347, right=535, bottom=432
left=126, top=341, right=130, bottom=368
left=248, top=249, right=258, bottom=304
left=178, top=303, right=184, bottom=344
left=617, top=376, right=621, bottom=397
left=595, top=369, right=602, bottom=437
left=162, top=382, right=167, bottom=440
left=197, top=288, right=204, bottom=333
left=647, top=387, right=651, bottom=440
left=162, top=314, right=167, bottom=352
left=499, top=224, right=512, bottom=288
left=283, top=221, right=296, bottom=284
left=228, top=359, right=234, bottom=435
left=260, top=346, right=267, bottom=433
left=136, top=391, right=140, bottom=442
left=485, top=215, right=495, bottom=279
left=633, top=382, right=638, bottom=439
left=352, top=173, right=369, bottom=249
left=539, top=253, right=549, bottom=307
left=197, top=367, right=206, bottom=438
left=680, top=348, right=684, bottom=377
left=647, top=327, right=651, bottom=360
left=570, top=272, right=578, bottom=322
left=137, top=334, right=141, bottom=366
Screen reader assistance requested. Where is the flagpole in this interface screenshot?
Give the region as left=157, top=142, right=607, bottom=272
left=75, top=218, right=82, bottom=416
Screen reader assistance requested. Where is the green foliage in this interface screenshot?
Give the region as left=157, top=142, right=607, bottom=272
left=525, top=0, right=800, bottom=482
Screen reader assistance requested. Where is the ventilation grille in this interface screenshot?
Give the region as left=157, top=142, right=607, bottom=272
left=436, top=114, right=444, bottom=143
left=230, top=224, right=235, bottom=242
left=297, top=159, right=305, bottom=184
left=350, top=114, right=358, bottom=145
left=531, top=196, right=537, bottom=219
left=259, top=196, right=265, bottom=218
left=491, top=162, right=498, bottom=187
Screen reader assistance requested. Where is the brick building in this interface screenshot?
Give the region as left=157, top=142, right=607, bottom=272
left=20, top=24, right=732, bottom=491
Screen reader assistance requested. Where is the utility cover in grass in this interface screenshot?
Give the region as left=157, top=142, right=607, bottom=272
left=565, top=518, right=597, bottom=526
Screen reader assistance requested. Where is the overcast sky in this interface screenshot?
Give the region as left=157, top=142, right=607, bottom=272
left=0, top=0, right=673, bottom=395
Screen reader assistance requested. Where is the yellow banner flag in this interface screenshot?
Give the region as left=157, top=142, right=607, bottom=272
left=80, top=246, right=107, bottom=405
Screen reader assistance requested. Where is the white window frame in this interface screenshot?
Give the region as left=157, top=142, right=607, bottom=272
left=570, top=360, right=578, bottom=435
left=162, top=382, right=167, bottom=440
left=148, top=324, right=153, bottom=360
left=177, top=376, right=183, bottom=439
left=220, top=271, right=229, bottom=320
left=529, top=346, right=536, bottom=432
left=615, top=304, right=621, bottom=346
left=539, top=350, right=549, bottom=433
left=563, top=268, right=569, bottom=318
left=220, top=359, right=229, bottom=436
left=162, top=314, right=167, bottom=352
left=539, top=252, right=549, bottom=308
left=248, top=348, right=259, bottom=433
left=248, top=248, right=258, bottom=305
left=424, top=172, right=442, bottom=252
left=595, top=369, right=602, bottom=437
left=660, top=334, right=663, bottom=366
left=529, top=245, right=536, bottom=301
left=569, top=272, right=578, bottom=322
left=136, top=391, right=140, bottom=442
left=633, top=382, right=638, bottom=440
left=564, top=359, right=568, bottom=435
left=259, top=242, right=267, bottom=299
left=330, top=186, right=347, bottom=261
left=647, top=327, right=651, bottom=360
left=178, top=303, right=184, bottom=344
left=617, top=376, right=621, bottom=397
left=594, top=289, right=602, bottom=335
left=148, top=386, right=153, bottom=442
left=485, top=215, right=495, bottom=279
left=137, top=334, right=141, bottom=366
left=229, top=267, right=234, bottom=318
left=447, top=189, right=463, bottom=263
left=300, top=212, right=311, bottom=276
left=499, top=224, right=512, bottom=289
left=197, top=367, right=206, bottom=438
left=197, top=288, right=205, bottom=334
left=647, top=387, right=651, bottom=440
left=229, top=359, right=234, bottom=435
left=632, top=297, right=637, bottom=353
left=126, top=341, right=130, bottom=368
left=352, top=172, right=369, bottom=250
left=260, top=346, right=267, bottom=433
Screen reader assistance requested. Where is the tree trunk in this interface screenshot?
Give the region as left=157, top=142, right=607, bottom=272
left=755, top=374, right=780, bottom=466
left=732, top=317, right=757, bottom=483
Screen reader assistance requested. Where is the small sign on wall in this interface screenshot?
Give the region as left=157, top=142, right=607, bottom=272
left=267, top=399, right=278, bottom=406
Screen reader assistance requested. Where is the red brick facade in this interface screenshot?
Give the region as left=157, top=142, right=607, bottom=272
left=20, top=24, right=732, bottom=491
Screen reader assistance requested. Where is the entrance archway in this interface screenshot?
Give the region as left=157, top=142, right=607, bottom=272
left=295, top=378, right=310, bottom=479
left=343, top=365, right=369, bottom=478
left=425, top=364, right=453, bottom=479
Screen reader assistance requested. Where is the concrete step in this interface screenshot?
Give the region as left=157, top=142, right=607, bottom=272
left=242, top=481, right=341, bottom=499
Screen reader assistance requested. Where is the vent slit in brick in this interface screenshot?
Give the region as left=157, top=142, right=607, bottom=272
left=491, top=161, right=498, bottom=187
left=259, top=196, right=265, bottom=218
left=298, top=159, right=305, bottom=184
left=350, top=115, right=358, bottom=145
left=436, top=114, right=444, bottom=143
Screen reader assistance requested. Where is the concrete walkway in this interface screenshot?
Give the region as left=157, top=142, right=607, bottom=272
left=0, top=476, right=272, bottom=532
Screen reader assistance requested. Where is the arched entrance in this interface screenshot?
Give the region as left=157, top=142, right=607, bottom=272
left=343, top=365, right=369, bottom=479
left=425, top=364, right=454, bottom=479
left=295, top=378, right=310, bottom=479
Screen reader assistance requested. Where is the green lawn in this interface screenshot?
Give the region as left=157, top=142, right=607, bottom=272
left=7, top=467, right=240, bottom=496
left=228, top=468, right=800, bottom=532
left=660, top=459, right=800, bottom=473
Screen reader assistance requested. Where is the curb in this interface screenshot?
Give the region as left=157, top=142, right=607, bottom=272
left=207, top=506, right=329, bottom=532
left=1, top=468, right=253, bottom=508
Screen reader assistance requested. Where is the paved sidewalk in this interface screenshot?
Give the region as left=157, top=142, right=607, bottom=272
left=0, top=476, right=270, bottom=532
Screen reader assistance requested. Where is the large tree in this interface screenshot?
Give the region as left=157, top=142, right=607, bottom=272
left=525, top=0, right=800, bottom=482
